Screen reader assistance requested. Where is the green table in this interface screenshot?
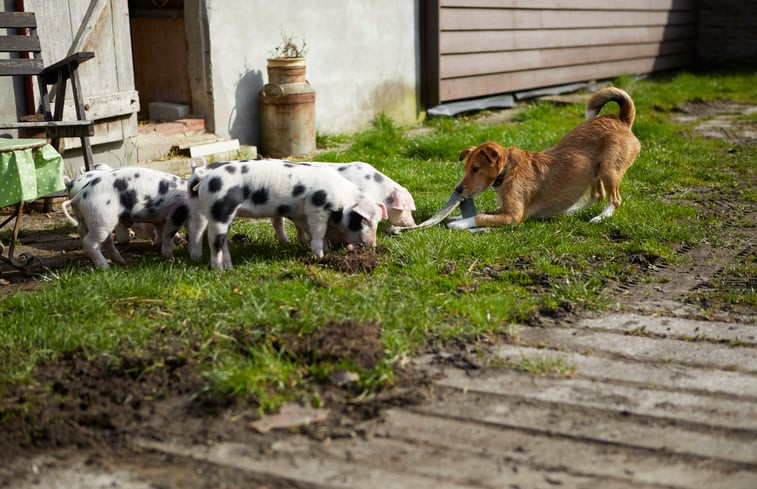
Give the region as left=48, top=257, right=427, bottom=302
left=0, top=138, right=65, bottom=271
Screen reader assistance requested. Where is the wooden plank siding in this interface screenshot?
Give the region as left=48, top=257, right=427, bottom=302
left=422, top=0, right=699, bottom=106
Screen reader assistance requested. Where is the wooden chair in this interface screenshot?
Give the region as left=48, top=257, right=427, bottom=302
left=0, top=10, right=95, bottom=271
left=0, top=11, right=95, bottom=169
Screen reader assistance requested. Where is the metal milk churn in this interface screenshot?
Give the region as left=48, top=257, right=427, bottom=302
left=259, top=57, right=316, bottom=158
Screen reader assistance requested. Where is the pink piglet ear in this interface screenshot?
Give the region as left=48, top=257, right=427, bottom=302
left=353, top=197, right=386, bottom=222
left=390, top=188, right=416, bottom=211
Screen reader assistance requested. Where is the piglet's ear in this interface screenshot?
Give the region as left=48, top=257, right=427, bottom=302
left=458, top=146, right=475, bottom=162
left=389, top=189, right=416, bottom=211
left=378, top=202, right=388, bottom=220
left=353, top=198, right=386, bottom=222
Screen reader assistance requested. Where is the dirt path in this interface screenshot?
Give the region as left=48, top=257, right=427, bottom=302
left=2, top=101, right=756, bottom=488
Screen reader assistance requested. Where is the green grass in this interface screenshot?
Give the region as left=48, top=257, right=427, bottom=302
left=512, top=352, right=577, bottom=378
left=1, top=69, right=756, bottom=412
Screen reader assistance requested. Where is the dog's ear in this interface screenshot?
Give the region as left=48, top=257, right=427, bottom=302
left=458, top=146, right=475, bottom=162
left=481, top=144, right=503, bottom=164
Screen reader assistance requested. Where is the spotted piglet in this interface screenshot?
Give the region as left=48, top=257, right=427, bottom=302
left=267, top=160, right=416, bottom=228
left=61, top=167, right=189, bottom=268
left=265, top=160, right=415, bottom=245
left=187, top=159, right=387, bottom=270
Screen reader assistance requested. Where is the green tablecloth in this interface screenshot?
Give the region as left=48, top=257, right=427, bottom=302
left=0, top=138, right=65, bottom=207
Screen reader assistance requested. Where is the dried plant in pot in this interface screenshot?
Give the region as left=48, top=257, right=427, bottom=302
left=266, top=32, right=309, bottom=84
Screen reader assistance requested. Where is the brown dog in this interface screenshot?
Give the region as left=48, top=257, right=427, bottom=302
left=447, top=87, right=640, bottom=230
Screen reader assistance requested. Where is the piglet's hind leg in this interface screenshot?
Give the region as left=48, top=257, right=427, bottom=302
left=82, top=228, right=116, bottom=268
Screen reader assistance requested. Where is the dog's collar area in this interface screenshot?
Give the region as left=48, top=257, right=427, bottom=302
left=492, top=168, right=507, bottom=187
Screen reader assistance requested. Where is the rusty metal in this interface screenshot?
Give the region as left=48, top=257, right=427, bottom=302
left=259, top=59, right=316, bottom=158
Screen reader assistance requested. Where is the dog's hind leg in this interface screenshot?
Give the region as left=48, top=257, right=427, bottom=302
left=590, top=172, right=622, bottom=222
left=566, top=179, right=606, bottom=216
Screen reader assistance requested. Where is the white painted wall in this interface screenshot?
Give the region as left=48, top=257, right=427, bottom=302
left=204, top=0, right=421, bottom=146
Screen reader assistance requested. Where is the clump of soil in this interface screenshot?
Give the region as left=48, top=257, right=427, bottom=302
left=283, top=320, right=383, bottom=370
left=300, top=246, right=382, bottom=274
left=0, top=342, right=203, bottom=457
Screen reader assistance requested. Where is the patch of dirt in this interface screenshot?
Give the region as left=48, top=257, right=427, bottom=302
left=283, top=320, right=384, bottom=370
left=0, top=208, right=159, bottom=295
left=0, top=342, right=203, bottom=457
left=671, top=99, right=757, bottom=145
left=300, top=245, right=382, bottom=273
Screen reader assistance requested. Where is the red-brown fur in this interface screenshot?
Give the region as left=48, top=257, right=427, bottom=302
left=454, top=87, right=641, bottom=227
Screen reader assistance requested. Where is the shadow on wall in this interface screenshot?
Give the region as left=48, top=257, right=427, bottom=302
left=228, top=69, right=264, bottom=146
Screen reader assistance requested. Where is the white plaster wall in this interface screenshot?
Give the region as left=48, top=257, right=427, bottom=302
left=205, top=0, right=421, bottom=146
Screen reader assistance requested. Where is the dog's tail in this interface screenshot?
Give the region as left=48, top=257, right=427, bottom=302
left=585, top=87, right=636, bottom=128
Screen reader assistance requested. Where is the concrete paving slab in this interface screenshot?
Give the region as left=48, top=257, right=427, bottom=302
left=136, top=439, right=481, bottom=489
left=581, top=313, right=757, bottom=344
left=418, top=388, right=757, bottom=464
left=485, top=344, right=757, bottom=398
left=376, top=409, right=757, bottom=489
left=436, top=368, right=757, bottom=431
left=517, top=327, right=757, bottom=372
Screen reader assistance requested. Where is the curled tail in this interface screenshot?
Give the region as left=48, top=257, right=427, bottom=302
left=585, top=87, right=636, bottom=128
left=61, top=195, right=80, bottom=226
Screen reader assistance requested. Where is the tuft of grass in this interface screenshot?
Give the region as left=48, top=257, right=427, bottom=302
left=497, top=351, right=577, bottom=377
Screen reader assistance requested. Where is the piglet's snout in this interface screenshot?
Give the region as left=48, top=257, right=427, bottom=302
left=363, top=231, right=377, bottom=248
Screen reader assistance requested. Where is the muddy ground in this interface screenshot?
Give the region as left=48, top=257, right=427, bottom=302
left=0, top=100, right=755, bottom=488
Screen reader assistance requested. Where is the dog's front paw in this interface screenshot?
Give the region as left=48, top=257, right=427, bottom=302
left=447, top=216, right=476, bottom=230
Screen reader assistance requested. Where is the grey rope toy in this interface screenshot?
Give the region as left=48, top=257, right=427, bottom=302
left=387, top=191, right=478, bottom=234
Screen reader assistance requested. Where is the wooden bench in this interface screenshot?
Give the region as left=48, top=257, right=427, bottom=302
left=0, top=11, right=95, bottom=272
left=0, top=10, right=95, bottom=170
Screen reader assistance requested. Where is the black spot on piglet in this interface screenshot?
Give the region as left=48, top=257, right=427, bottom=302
left=311, top=190, right=327, bottom=207
left=212, top=233, right=227, bottom=254
left=113, top=178, right=129, bottom=192
left=251, top=187, right=269, bottom=205
left=211, top=186, right=243, bottom=223
left=120, top=189, right=137, bottom=211
left=208, top=176, right=223, bottom=193
left=330, top=208, right=344, bottom=223
left=348, top=211, right=364, bottom=231
left=171, top=204, right=190, bottom=226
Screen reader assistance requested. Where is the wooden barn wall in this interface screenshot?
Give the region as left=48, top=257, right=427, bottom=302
left=422, top=0, right=699, bottom=105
